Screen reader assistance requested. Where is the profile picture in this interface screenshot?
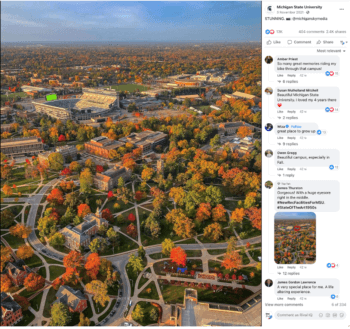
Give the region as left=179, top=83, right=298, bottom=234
left=265, top=123, right=273, bottom=132
left=265, top=181, right=273, bottom=189
left=265, top=150, right=273, bottom=158
left=265, top=279, right=273, bottom=287
left=265, top=56, right=273, bottom=64
left=265, top=87, right=273, bottom=95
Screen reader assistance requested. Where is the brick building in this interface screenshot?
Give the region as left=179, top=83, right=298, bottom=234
left=84, top=136, right=125, bottom=159
left=94, top=164, right=132, bottom=191
left=3, top=260, right=31, bottom=286
left=52, top=286, right=87, bottom=313
left=174, top=79, right=202, bottom=87
left=0, top=292, right=23, bottom=326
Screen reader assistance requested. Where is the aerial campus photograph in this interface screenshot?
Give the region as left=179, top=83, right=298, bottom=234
left=274, top=212, right=316, bottom=265
left=0, top=1, right=262, bottom=327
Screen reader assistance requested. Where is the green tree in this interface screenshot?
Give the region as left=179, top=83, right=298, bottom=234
left=138, top=246, right=145, bottom=259
left=127, top=254, right=144, bottom=275
left=0, top=209, right=15, bottom=228
left=50, top=303, right=71, bottom=326
left=79, top=168, right=94, bottom=194
left=161, top=238, right=175, bottom=257
left=106, top=228, right=118, bottom=245
left=149, top=308, right=158, bottom=322
left=117, top=177, right=125, bottom=188
left=48, top=152, right=64, bottom=171
left=209, top=134, right=220, bottom=149
left=132, top=304, right=144, bottom=323
left=49, top=232, right=65, bottom=247
left=205, top=185, right=224, bottom=207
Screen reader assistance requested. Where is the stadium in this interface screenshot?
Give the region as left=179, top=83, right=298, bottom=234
left=33, top=88, right=120, bottom=121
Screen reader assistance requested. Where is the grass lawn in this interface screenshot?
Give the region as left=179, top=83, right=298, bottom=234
left=30, top=291, right=43, bottom=312
left=0, top=230, right=9, bottom=236
left=240, top=250, right=250, bottom=265
left=148, top=252, right=165, bottom=260
left=93, top=299, right=108, bottom=314
left=51, top=244, right=71, bottom=254
left=99, top=233, right=138, bottom=256
left=38, top=267, right=47, bottom=278
left=249, top=248, right=261, bottom=262
left=1, top=167, right=38, bottom=187
left=3, top=234, right=25, bottom=249
left=132, top=301, right=159, bottom=326
left=235, top=219, right=262, bottom=240
left=138, top=277, right=149, bottom=289
left=43, top=287, right=57, bottom=318
left=115, top=208, right=137, bottom=236
left=126, top=258, right=147, bottom=297
left=111, top=84, right=149, bottom=92
left=97, top=299, right=116, bottom=322
left=159, top=282, right=254, bottom=305
left=49, top=266, right=66, bottom=280
left=19, top=289, right=37, bottom=299
left=207, top=249, right=226, bottom=255
left=138, top=281, right=159, bottom=300
left=41, top=253, right=63, bottom=265
left=1, top=91, right=28, bottom=102
left=24, top=206, right=31, bottom=224
left=25, top=254, right=43, bottom=268
left=35, top=205, right=43, bottom=224
left=88, top=194, right=107, bottom=213
left=105, top=198, right=133, bottom=216
left=14, top=309, right=35, bottom=326
left=186, top=250, right=202, bottom=257
left=222, top=200, right=237, bottom=210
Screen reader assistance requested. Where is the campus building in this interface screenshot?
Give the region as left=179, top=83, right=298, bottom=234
left=3, top=260, right=31, bottom=286
left=38, top=145, right=77, bottom=164
left=119, top=130, right=168, bottom=154
left=0, top=137, right=44, bottom=157
left=59, top=209, right=108, bottom=251
left=218, top=121, right=251, bottom=136
left=94, top=164, right=132, bottom=191
left=84, top=136, right=125, bottom=159
left=52, top=286, right=88, bottom=313
left=33, top=88, right=120, bottom=121
left=174, top=79, right=202, bottom=87
left=222, top=92, right=261, bottom=103
left=0, top=292, right=23, bottom=326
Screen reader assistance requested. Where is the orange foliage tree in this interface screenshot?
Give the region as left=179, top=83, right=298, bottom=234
left=1, top=274, right=12, bottom=292
left=170, top=246, right=187, bottom=267
left=85, top=253, right=101, bottom=280
left=9, top=224, right=32, bottom=239
left=24, top=273, right=45, bottom=291
left=46, top=188, right=64, bottom=205
left=221, top=251, right=242, bottom=270
left=245, top=207, right=261, bottom=230
left=230, top=208, right=245, bottom=224
left=63, top=251, right=85, bottom=270
left=16, top=245, right=34, bottom=260
left=237, top=126, right=252, bottom=138
left=77, top=204, right=91, bottom=218
left=211, top=204, right=227, bottom=222
left=196, top=203, right=212, bottom=222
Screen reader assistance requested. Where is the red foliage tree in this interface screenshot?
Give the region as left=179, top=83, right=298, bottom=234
left=62, top=267, right=80, bottom=285
left=60, top=168, right=72, bottom=176
left=85, top=253, right=101, bottom=280
left=190, top=270, right=195, bottom=277
left=170, top=247, right=187, bottom=267
left=63, top=251, right=84, bottom=270
left=245, top=207, right=261, bottom=230
left=126, top=224, right=137, bottom=238
left=238, top=275, right=244, bottom=281
left=46, top=188, right=64, bottom=205
left=58, top=134, right=66, bottom=142
left=77, top=204, right=91, bottom=218
left=134, top=191, right=145, bottom=202
left=232, top=274, right=237, bottom=280
left=96, top=165, right=104, bottom=173
left=13, top=295, right=30, bottom=311
left=52, top=277, right=64, bottom=290
left=128, top=213, right=136, bottom=222
left=23, top=273, right=45, bottom=292
left=107, top=191, right=114, bottom=199
left=102, top=208, right=113, bottom=222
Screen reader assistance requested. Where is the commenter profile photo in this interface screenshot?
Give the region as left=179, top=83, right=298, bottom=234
left=265, top=123, right=273, bottom=132
left=265, top=279, right=273, bottom=287
left=265, top=149, right=273, bottom=158
left=265, top=56, right=273, bottom=64
left=265, top=87, right=273, bottom=95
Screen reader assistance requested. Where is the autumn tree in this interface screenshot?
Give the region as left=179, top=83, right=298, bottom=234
left=230, top=208, right=245, bottom=225
left=9, top=224, right=32, bottom=239
left=51, top=303, right=71, bottom=326
left=141, top=167, right=155, bottom=181
left=212, top=204, right=227, bottom=222
left=126, top=223, right=137, bottom=238
left=13, top=295, right=30, bottom=311
left=63, top=250, right=85, bottom=270
left=127, top=254, right=144, bottom=275
left=1, top=209, right=15, bottom=228
left=78, top=313, right=90, bottom=326
left=195, top=203, right=212, bottom=222
left=85, top=280, right=110, bottom=307
left=16, top=245, right=34, bottom=260
left=48, top=152, right=64, bottom=171
left=62, top=267, right=80, bottom=286
left=161, top=238, right=175, bottom=257
left=203, top=222, right=223, bottom=242
left=101, top=208, right=113, bottom=223
left=237, top=126, right=252, bottom=138
left=49, top=232, right=66, bottom=247
left=69, top=161, right=82, bottom=172
left=245, top=207, right=262, bottom=230
left=221, top=251, right=242, bottom=270
left=23, top=273, right=45, bottom=291
left=0, top=246, right=12, bottom=271
left=170, top=247, right=187, bottom=267
left=132, top=304, right=144, bottom=323
left=46, top=188, right=64, bottom=205
left=85, top=253, right=101, bottom=280
left=77, top=204, right=91, bottom=218
left=2, top=184, right=12, bottom=197
left=1, top=274, right=12, bottom=292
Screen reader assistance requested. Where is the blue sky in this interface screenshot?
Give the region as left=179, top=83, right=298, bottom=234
left=1, top=1, right=261, bottom=42
left=275, top=212, right=316, bottom=220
